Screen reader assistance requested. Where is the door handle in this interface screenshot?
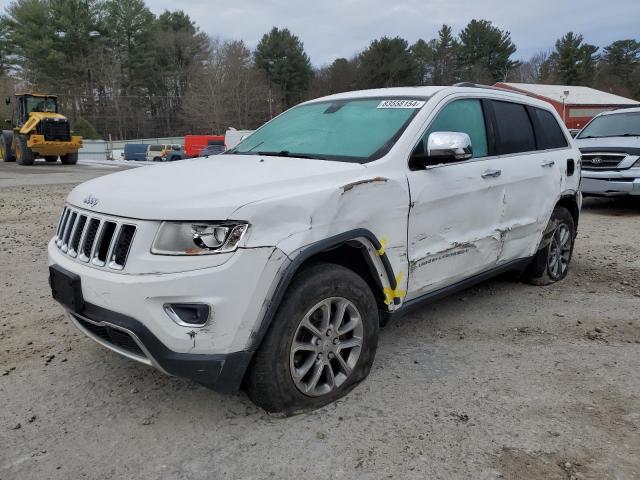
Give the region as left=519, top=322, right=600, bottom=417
left=481, top=169, right=501, bottom=178
left=541, top=160, right=555, bottom=168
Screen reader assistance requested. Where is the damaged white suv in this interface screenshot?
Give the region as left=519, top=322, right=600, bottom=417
left=48, top=85, right=581, bottom=414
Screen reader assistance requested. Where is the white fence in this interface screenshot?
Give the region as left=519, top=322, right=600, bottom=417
left=78, top=137, right=185, bottom=162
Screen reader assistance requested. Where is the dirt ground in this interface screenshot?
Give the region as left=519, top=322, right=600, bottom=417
left=1, top=161, right=639, bottom=480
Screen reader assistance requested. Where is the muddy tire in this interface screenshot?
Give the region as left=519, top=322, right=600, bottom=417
left=44, top=155, right=58, bottom=162
left=1, top=131, right=15, bottom=162
left=245, top=262, right=379, bottom=416
left=60, top=152, right=78, bottom=165
left=16, top=134, right=34, bottom=165
left=522, top=206, right=575, bottom=285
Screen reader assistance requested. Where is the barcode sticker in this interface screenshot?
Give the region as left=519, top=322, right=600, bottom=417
left=377, top=99, right=425, bottom=109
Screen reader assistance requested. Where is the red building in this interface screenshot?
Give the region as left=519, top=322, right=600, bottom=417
left=494, top=82, right=639, bottom=130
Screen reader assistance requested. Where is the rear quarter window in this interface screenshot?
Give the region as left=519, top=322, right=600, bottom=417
left=533, top=108, right=568, bottom=149
left=492, top=100, right=536, bottom=155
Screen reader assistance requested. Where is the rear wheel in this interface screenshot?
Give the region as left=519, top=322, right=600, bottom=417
left=44, top=155, right=58, bottom=162
left=523, top=206, right=575, bottom=285
left=16, top=135, right=34, bottom=165
left=245, top=262, right=379, bottom=415
left=1, top=131, right=15, bottom=162
left=60, top=152, right=78, bottom=165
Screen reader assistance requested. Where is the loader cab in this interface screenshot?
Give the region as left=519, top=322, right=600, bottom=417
left=12, top=94, right=59, bottom=125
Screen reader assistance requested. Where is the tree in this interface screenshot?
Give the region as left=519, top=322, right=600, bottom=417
left=458, top=19, right=518, bottom=83
left=254, top=27, right=313, bottom=109
left=512, top=51, right=549, bottom=83
left=357, top=36, right=418, bottom=88
left=545, top=32, right=599, bottom=85
left=598, top=39, right=640, bottom=97
left=411, top=39, right=435, bottom=85
left=431, top=25, right=459, bottom=85
left=72, top=116, right=101, bottom=139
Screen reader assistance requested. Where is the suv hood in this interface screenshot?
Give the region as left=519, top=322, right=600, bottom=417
left=576, top=136, right=640, bottom=155
left=67, top=155, right=366, bottom=220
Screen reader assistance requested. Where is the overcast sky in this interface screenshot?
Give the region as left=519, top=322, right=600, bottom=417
left=2, top=0, right=639, bottom=66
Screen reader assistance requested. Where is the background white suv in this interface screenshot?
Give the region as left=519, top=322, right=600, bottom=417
left=48, top=85, right=581, bottom=415
left=575, top=107, right=640, bottom=196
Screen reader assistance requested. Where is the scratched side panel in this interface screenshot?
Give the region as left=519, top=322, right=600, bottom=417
left=234, top=166, right=411, bottom=307
left=405, top=160, right=509, bottom=299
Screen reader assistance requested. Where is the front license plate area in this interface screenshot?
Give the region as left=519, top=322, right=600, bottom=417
left=49, top=265, right=85, bottom=312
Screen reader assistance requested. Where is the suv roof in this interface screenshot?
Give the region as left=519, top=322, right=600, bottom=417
left=308, top=84, right=550, bottom=110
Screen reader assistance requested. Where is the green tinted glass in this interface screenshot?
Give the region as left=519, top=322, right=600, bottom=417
left=425, top=99, right=488, bottom=158
left=233, top=99, right=421, bottom=162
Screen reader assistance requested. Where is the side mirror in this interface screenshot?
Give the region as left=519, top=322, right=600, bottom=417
left=5, top=96, right=10, bottom=105
left=410, top=131, right=473, bottom=169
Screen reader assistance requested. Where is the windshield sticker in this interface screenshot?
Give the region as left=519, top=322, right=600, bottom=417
left=377, top=99, right=425, bottom=109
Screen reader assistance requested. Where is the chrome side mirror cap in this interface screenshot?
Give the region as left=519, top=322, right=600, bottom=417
left=427, top=131, right=473, bottom=163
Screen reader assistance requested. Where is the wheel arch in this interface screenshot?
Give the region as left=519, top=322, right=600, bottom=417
left=247, top=229, right=398, bottom=355
left=555, top=191, right=580, bottom=233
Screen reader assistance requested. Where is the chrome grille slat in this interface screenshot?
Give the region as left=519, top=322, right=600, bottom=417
left=580, top=153, right=626, bottom=170
left=55, top=207, right=137, bottom=270
left=60, top=212, right=77, bottom=253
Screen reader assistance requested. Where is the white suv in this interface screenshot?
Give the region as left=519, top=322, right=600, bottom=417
left=48, top=85, right=581, bottom=414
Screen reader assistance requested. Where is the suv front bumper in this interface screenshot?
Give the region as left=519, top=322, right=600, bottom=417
left=581, top=168, right=640, bottom=196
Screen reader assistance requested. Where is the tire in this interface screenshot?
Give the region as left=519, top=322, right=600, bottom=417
left=522, top=206, right=575, bottom=285
left=1, top=131, right=15, bottom=162
left=153, top=156, right=162, bottom=162
left=245, top=262, right=379, bottom=415
left=60, top=152, right=78, bottom=165
left=16, top=135, right=34, bottom=165
left=44, top=155, right=58, bottom=162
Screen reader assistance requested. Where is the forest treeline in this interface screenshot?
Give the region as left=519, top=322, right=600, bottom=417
left=0, top=0, right=638, bottom=139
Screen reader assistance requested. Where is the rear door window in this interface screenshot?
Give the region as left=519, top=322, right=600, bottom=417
left=491, top=101, right=536, bottom=155
left=424, top=99, right=488, bottom=158
left=533, top=108, right=568, bottom=149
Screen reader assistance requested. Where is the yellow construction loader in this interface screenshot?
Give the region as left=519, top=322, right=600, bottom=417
left=1, top=93, right=83, bottom=165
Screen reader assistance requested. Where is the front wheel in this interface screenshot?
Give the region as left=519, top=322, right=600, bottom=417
left=16, top=135, right=34, bottom=165
left=245, top=262, right=379, bottom=415
left=523, top=206, right=575, bottom=285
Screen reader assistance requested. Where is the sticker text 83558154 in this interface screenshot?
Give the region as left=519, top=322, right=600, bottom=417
left=377, top=99, right=426, bottom=109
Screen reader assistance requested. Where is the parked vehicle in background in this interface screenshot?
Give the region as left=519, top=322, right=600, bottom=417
left=225, top=128, right=254, bottom=150
left=200, top=144, right=225, bottom=156
left=575, top=107, right=640, bottom=196
left=1, top=93, right=83, bottom=165
left=146, top=144, right=165, bottom=162
left=48, top=85, right=580, bottom=415
left=123, top=144, right=148, bottom=161
left=184, top=135, right=225, bottom=157
left=164, top=144, right=186, bottom=161
left=569, top=129, right=580, bottom=138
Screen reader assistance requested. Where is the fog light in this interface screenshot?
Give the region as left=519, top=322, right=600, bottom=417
left=163, top=303, right=210, bottom=327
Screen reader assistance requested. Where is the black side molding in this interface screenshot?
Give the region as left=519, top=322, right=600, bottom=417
left=247, top=228, right=400, bottom=352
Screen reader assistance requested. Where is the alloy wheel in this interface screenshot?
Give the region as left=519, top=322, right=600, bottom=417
left=548, top=222, right=572, bottom=280
left=289, top=297, right=363, bottom=397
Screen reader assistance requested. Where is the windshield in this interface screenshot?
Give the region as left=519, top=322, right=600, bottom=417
left=230, top=98, right=426, bottom=163
left=578, top=111, right=640, bottom=139
left=25, top=96, right=57, bottom=114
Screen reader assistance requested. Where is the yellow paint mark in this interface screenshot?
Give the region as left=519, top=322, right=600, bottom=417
left=376, top=237, right=388, bottom=256
left=383, top=271, right=406, bottom=305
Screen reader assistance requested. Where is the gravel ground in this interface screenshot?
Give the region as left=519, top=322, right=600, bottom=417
left=1, top=162, right=639, bottom=480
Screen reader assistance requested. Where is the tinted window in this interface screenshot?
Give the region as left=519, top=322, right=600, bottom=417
left=424, top=99, right=488, bottom=158
left=534, top=108, right=568, bottom=149
left=492, top=101, right=536, bottom=154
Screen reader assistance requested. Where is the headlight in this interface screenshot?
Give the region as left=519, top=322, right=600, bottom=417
left=151, top=221, right=248, bottom=255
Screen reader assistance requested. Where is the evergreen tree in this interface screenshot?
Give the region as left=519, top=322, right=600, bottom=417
left=545, top=32, right=599, bottom=85
left=458, top=19, right=518, bottom=83
left=254, top=27, right=313, bottom=109
left=357, top=36, right=418, bottom=88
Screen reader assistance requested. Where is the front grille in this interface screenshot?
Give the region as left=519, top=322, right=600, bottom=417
left=55, top=206, right=137, bottom=270
left=39, top=118, right=71, bottom=141
left=581, top=153, right=626, bottom=170
left=73, top=315, right=146, bottom=358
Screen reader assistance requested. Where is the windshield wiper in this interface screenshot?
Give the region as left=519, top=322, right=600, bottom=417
left=257, top=150, right=326, bottom=160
